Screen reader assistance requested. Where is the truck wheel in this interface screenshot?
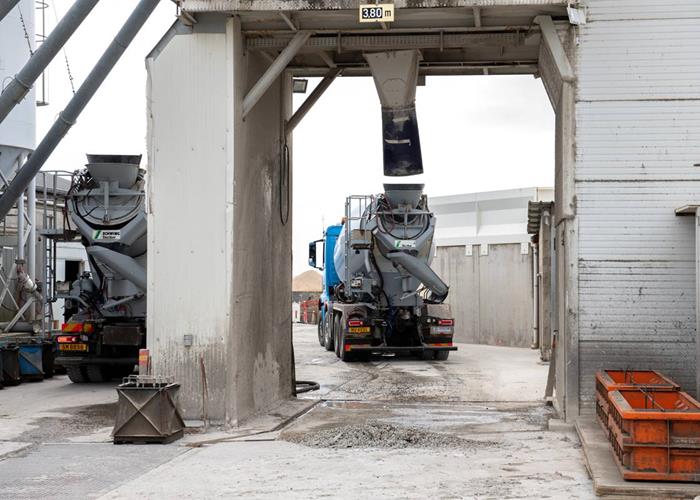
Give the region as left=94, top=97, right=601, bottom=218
left=317, top=315, right=325, bottom=347
left=339, top=321, right=356, bottom=362
left=421, top=350, right=435, bottom=361
left=333, top=315, right=341, bottom=358
left=324, top=313, right=334, bottom=352
left=86, top=365, right=109, bottom=382
left=66, top=366, right=88, bottom=383
left=435, top=350, right=450, bottom=361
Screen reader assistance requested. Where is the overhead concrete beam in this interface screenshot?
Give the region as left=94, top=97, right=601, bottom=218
left=242, top=30, right=310, bottom=118
left=534, top=15, right=574, bottom=83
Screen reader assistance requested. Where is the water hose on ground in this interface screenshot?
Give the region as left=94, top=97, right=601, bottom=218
left=295, top=380, right=320, bottom=394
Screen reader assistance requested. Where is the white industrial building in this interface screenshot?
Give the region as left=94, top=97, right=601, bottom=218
left=431, top=187, right=553, bottom=349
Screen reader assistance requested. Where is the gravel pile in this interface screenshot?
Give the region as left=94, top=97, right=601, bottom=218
left=285, top=421, right=492, bottom=450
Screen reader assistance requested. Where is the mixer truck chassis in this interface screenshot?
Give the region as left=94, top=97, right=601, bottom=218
left=325, top=303, right=455, bottom=362
left=55, top=322, right=144, bottom=382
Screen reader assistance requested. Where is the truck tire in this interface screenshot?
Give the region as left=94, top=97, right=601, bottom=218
left=333, top=314, right=341, bottom=358
left=324, top=313, right=334, bottom=352
left=86, top=365, right=109, bottom=383
left=66, top=366, right=88, bottom=383
left=421, top=350, right=435, bottom=361
left=435, top=350, right=450, bottom=361
left=317, top=315, right=325, bottom=347
left=339, top=320, right=356, bottom=362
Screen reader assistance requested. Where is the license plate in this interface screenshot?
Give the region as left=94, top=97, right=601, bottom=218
left=348, top=327, right=371, bottom=334
left=59, top=343, right=88, bottom=352
left=359, top=4, right=394, bottom=23
left=431, top=326, right=452, bottom=334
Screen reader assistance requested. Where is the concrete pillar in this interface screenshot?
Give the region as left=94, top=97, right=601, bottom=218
left=146, top=16, right=293, bottom=425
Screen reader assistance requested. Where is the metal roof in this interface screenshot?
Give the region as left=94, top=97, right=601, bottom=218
left=527, top=200, right=553, bottom=235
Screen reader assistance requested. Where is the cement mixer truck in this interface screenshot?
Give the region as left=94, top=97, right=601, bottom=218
left=309, top=184, right=455, bottom=362
left=54, top=155, right=147, bottom=383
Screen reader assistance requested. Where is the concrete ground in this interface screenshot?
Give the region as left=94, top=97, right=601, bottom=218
left=0, top=324, right=594, bottom=499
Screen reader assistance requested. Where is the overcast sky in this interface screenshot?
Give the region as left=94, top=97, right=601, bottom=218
left=32, top=1, right=554, bottom=277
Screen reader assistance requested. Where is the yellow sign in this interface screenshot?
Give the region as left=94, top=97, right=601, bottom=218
left=348, top=326, right=372, bottom=334
left=59, top=343, right=88, bottom=352
left=359, top=4, right=395, bottom=23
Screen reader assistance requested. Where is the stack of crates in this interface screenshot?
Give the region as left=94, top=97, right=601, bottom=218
left=595, top=370, right=679, bottom=438
left=596, top=369, right=700, bottom=482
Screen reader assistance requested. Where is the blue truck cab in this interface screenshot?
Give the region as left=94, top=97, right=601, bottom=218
left=308, top=224, right=342, bottom=349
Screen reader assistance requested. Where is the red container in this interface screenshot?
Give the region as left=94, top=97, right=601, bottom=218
left=607, top=389, right=700, bottom=482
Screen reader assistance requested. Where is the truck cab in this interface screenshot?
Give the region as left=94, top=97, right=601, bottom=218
left=309, top=224, right=342, bottom=351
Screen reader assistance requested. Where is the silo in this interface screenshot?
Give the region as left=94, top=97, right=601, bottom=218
left=0, top=0, right=36, bottom=176
left=0, top=0, right=36, bottom=284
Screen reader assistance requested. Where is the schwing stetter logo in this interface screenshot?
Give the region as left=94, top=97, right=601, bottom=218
left=92, top=229, right=121, bottom=241
left=394, top=240, right=416, bottom=249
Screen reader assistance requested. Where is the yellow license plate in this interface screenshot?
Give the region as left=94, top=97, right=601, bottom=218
left=59, top=343, right=88, bottom=352
left=348, top=327, right=371, bottom=334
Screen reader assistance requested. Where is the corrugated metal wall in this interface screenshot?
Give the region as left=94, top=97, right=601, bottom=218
left=575, top=0, right=700, bottom=408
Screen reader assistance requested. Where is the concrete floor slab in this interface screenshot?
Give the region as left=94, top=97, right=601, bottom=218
left=0, top=325, right=593, bottom=498
left=576, top=418, right=700, bottom=499
left=0, top=376, right=117, bottom=441
left=0, top=443, right=186, bottom=500
left=293, top=325, right=549, bottom=403
left=100, top=437, right=595, bottom=499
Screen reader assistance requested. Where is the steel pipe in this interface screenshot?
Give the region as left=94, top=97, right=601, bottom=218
left=27, top=176, right=35, bottom=279
left=532, top=242, right=539, bottom=350
left=0, top=0, right=20, bottom=23
left=0, top=0, right=100, bottom=124
left=0, top=0, right=161, bottom=221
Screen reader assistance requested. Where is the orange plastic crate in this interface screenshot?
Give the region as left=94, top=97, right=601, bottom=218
left=596, top=370, right=680, bottom=394
left=606, top=389, right=700, bottom=482
left=595, top=370, right=680, bottom=436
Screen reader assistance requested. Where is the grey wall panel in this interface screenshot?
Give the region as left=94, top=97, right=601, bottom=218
left=575, top=0, right=700, bottom=410
left=433, top=246, right=478, bottom=344
left=479, top=244, right=533, bottom=347
left=434, top=244, right=533, bottom=347
left=585, top=0, right=700, bottom=21
left=576, top=101, right=700, bottom=181
left=577, top=19, right=700, bottom=101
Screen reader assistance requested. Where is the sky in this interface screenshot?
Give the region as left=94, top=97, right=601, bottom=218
left=28, top=1, right=554, bottom=277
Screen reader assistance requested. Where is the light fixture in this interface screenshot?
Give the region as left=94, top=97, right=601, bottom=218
left=293, top=79, right=308, bottom=94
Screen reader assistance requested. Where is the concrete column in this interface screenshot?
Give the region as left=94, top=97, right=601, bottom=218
left=147, top=16, right=293, bottom=425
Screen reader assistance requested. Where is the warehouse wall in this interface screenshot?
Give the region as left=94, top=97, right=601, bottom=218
left=433, top=243, right=533, bottom=347
left=574, top=0, right=700, bottom=409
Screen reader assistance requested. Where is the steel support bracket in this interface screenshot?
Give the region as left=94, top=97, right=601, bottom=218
left=534, top=16, right=575, bottom=83
left=242, top=31, right=311, bottom=118
left=285, top=68, right=341, bottom=135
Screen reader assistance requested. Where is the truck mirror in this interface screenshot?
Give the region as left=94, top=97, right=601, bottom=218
left=308, top=241, right=317, bottom=268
